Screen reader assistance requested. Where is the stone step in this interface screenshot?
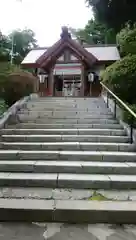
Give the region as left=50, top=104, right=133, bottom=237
left=0, top=160, right=136, bottom=175
left=1, top=142, right=133, bottom=152
left=28, top=101, right=106, bottom=105
left=26, top=107, right=110, bottom=111
left=0, top=150, right=136, bottom=162
left=28, top=98, right=105, bottom=103
left=5, top=198, right=136, bottom=223
left=0, top=198, right=135, bottom=223
left=27, top=102, right=107, bottom=106
left=28, top=107, right=108, bottom=111
left=29, top=98, right=105, bottom=103
left=0, top=197, right=135, bottom=223
left=1, top=128, right=126, bottom=136
left=2, top=134, right=129, bottom=143
left=10, top=123, right=122, bottom=130
left=22, top=119, right=118, bottom=124
left=57, top=174, right=136, bottom=190
left=1, top=187, right=136, bottom=201
left=0, top=172, right=136, bottom=189
left=19, top=110, right=112, bottom=117
left=18, top=114, right=114, bottom=120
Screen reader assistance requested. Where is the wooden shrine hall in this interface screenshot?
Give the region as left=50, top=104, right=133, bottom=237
left=22, top=27, right=120, bottom=97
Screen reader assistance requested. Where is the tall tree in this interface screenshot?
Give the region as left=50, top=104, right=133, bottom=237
left=70, top=19, right=116, bottom=44
left=86, top=0, right=136, bottom=32
left=0, top=32, right=11, bottom=61
left=9, top=29, right=38, bottom=64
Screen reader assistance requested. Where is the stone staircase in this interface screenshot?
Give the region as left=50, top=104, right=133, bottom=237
left=0, top=97, right=136, bottom=223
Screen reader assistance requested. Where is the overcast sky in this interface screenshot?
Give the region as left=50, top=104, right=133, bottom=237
left=0, top=0, right=93, bottom=46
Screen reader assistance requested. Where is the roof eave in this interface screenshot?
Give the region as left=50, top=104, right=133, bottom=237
left=21, top=62, right=39, bottom=68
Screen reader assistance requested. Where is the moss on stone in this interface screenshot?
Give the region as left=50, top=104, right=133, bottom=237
left=88, top=191, right=111, bottom=201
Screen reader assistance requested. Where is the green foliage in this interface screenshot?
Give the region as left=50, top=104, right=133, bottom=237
left=86, top=0, right=136, bottom=32
left=0, top=100, right=8, bottom=116
left=0, top=29, right=37, bottom=107
left=88, top=191, right=110, bottom=201
left=0, top=70, right=35, bottom=106
left=70, top=20, right=116, bottom=45
left=0, top=29, right=37, bottom=65
left=102, top=55, right=136, bottom=104
left=123, top=104, right=136, bottom=127
left=9, top=29, right=37, bottom=64
left=117, top=24, right=136, bottom=56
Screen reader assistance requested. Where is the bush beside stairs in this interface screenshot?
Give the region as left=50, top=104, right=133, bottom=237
left=0, top=97, right=136, bottom=223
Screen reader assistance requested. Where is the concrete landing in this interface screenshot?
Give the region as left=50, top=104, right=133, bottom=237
left=0, top=222, right=136, bottom=239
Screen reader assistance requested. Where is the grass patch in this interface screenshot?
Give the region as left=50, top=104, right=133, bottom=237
left=88, top=191, right=112, bottom=201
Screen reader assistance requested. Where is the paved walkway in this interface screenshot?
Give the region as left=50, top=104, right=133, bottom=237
left=0, top=223, right=136, bottom=239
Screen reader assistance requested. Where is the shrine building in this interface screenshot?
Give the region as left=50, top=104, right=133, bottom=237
left=21, top=27, right=120, bottom=97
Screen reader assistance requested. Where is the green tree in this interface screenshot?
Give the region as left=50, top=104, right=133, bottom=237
left=0, top=32, right=11, bottom=61
left=117, top=23, right=136, bottom=57
left=86, top=0, right=136, bottom=32
left=0, top=29, right=37, bottom=64
left=9, top=29, right=38, bottom=64
left=70, top=19, right=116, bottom=45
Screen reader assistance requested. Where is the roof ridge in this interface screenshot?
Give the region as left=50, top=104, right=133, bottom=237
left=32, top=44, right=118, bottom=51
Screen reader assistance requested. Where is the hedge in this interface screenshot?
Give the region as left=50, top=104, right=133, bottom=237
left=101, top=54, right=136, bottom=104
left=0, top=69, right=37, bottom=106
left=117, top=26, right=136, bottom=57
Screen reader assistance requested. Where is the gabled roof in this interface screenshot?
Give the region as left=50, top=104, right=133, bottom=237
left=21, top=49, right=47, bottom=65
left=87, top=46, right=120, bottom=61
left=36, top=36, right=97, bottom=69
left=21, top=27, right=120, bottom=68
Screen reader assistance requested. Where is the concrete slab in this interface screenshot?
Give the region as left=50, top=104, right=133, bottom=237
left=0, top=161, right=35, bottom=172
left=1, top=199, right=136, bottom=223
left=17, top=114, right=114, bottom=120
left=1, top=187, right=136, bottom=201
left=8, top=123, right=121, bottom=129
left=109, top=175, right=136, bottom=189
left=0, top=173, right=58, bottom=187
left=2, top=135, right=62, bottom=142
left=1, top=142, right=132, bottom=152
left=0, top=223, right=134, bottom=240
left=54, top=200, right=136, bottom=224
left=58, top=174, right=111, bottom=189
left=0, top=160, right=136, bottom=175
left=59, top=151, right=136, bottom=162
left=0, top=199, right=54, bottom=221
left=1, top=142, right=81, bottom=151
left=1, top=128, right=126, bottom=136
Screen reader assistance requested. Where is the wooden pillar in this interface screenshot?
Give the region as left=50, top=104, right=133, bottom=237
left=48, top=68, right=54, bottom=96
left=80, top=65, right=85, bottom=97
left=34, top=68, right=39, bottom=94
left=84, top=69, right=87, bottom=97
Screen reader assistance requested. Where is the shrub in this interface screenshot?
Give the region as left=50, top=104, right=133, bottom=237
left=0, top=69, right=37, bottom=106
left=102, top=54, right=136, bottom=104
left=117, top=25, right=136, bottom=57
left=0, top=100, right=8, bottom=116
left=123, top=104, right=136, bottom=127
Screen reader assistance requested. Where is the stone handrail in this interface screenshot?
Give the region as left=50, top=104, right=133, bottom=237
left=0, top=96, right=31, bottom=128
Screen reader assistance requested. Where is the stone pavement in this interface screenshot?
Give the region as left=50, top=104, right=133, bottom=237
left=0, top=223, right=136, bottom=239
left=1, top=187, right=136, bottom=201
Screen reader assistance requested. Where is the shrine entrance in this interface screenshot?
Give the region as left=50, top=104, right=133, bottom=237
left=62, top=76, right=81, bottom=97
left=54, top=75, right=81, bottom=97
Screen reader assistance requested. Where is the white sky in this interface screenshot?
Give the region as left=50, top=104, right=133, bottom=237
left=0, top=0, right=93, bottom=46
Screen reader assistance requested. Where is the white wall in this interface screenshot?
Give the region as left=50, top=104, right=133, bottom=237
left=58, top=55, right=64, bottom=61
left=71, top=55, right=78, bottom=61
